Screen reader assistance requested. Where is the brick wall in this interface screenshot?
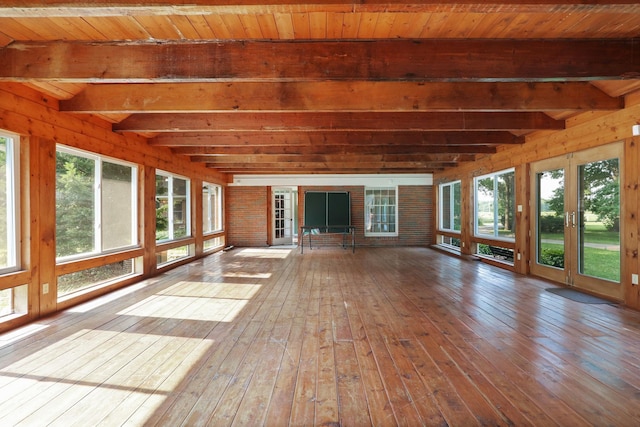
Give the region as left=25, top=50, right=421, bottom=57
left=226, top=184, right=433, bottom=248
left=299, top=185, right=432, bottom=248
left=226, top=186, right=269, bottom=247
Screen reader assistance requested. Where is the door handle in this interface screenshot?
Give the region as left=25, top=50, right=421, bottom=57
left=571, top=211, right=576, bottom=228
left=565, top=212, right=570, bottom=228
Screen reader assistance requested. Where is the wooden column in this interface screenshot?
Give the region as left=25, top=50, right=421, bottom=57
left=514, top=164, right=530, bottom=274
left=624, top=135, right=640, bottom=309
left=142, top=166, right=157, bottom=278
left=193, top=177, right=203, bottom=257
left=36, top=137, right=57, bottom=316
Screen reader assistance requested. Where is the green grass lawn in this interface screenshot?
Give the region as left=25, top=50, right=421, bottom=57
left=540, top=221, right=619, bottom=245
left=539, top=242, right=620, bottom=282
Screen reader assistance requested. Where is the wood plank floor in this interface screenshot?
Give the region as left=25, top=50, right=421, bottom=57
left=2, top=246, right=640, bottom=426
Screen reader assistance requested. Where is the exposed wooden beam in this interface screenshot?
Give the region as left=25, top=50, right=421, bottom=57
left=150, top=131, right=523, bottom=147
left=60, top=82, right=622, bottom=113
left=171, top=144, right=497, bottom=156
left=115, top=112, right=564, bottom=133
left=1, top=1, right=638, bottom=17
left=214, top=167, right=447, bottom=174
left=204, top=161, right=457, bottom=170
left=191, top=153, right=475, bottom=163
left=3, top=40, right=638, bottom=82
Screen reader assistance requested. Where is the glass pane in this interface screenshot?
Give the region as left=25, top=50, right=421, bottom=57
left=157, top=244, right=190, bottom=266
left=453, top=182, right=461, bottom=231
left=497, top=172, right=515, bottom=238
left=173, top=178, right=188, bottom=239
left=476, top=177, right=495, bottom=236
left=537, top=169, right=565, bottom=269
left=155, top=175, right=169, bottom=241
left=58, top=259, right=134, bottom=297
left=56, top=151, right=96, bottom=258
left=0, top=287, right=13, bottom=317
left=202, top=186, right=212, bottom=234
left=102, top=161, right=134, bottom=251
left=578, top=158, right=620, bottom=282
left=441, top=185, right=451, bottom=229
left=0, top=137, right=10, bottom=269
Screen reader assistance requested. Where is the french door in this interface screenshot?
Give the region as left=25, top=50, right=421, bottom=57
left=272, top=188, right=296, bottom=246
left=530, top=143, right=623, bottom=300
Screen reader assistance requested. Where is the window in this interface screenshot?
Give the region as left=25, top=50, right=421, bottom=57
left=203, top=182, right=223, bottom=234
left=56, top=146, right=138, bottom=260
left=156, top=171, right=190, bottom=242
left=474, top=169, right=515, bottom=240
left=439, top=181, right=461, bottom=232
left=365, top=187, right=398, bottom=236
left=0, top=132, right=19, bottom=274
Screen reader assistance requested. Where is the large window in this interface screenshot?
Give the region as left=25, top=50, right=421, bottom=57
left=156, top=171, right=190, bottom=242
left=56, top=146, right=138, bottom=260
left=0, top=132, right=19, bottom=274
left=365, top=187, right=398, bottom=236
left=474, top=169, right=515, bottom=240
left=439, top=181, right=461, bottom=232
left=202, top=182, right=223, bottom=234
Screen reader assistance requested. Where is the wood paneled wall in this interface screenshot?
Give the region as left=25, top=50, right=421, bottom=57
left=434, top=93, right=640, bottom=309
left=0, top=82, right=228, bottom=331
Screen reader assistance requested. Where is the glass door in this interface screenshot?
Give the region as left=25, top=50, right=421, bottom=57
left=531, top=143, right=623, bottom=300
left=272, top=188, right=296, bottom=246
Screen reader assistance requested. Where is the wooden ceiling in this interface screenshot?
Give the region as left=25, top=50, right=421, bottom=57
left=1, top=1, right=640, bottom=175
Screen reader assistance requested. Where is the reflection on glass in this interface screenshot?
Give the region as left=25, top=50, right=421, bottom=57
left=578, top=159, right=620, bottom=282
left=537, top=169, right=565, bottom=269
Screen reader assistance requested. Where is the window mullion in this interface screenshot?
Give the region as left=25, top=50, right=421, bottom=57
left=94, top=159, right=102, bottom=252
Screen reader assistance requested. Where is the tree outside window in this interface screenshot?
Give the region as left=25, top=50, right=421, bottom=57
left=156, top=171, right=190, bottom=242
left=475, top=170, right=515, bottom=240
left=56, top=147, right=137, bottom=259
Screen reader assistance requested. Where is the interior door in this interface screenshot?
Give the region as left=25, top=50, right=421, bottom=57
left=272, top=188, right=295, bottom=246
left=530, top=143, right=623, bottom=300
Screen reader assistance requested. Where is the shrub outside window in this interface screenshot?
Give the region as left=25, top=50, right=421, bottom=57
left=156, top=171, right=191, bottom=242
left=474, top=169, right=516, bottom=240
left=56, top=146, right=138, bottom=260
left=365, top=187, right=398, bottom=237
left=0, top=132, right=19, bottom=274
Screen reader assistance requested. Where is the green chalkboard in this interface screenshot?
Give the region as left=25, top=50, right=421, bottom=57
left=304, top=191, right=350, bottom=229
left=304, top=191, right=327, bottom=227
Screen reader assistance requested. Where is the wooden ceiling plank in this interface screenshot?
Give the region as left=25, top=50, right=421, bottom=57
left=59, top=82, right=622, bottom=113
left=3, top=40, right=637, bottom=82
left=169, top=15, right=207, bottom=39
left=114, top=112, right=563, bottom=133
left=133, top=15, right=182, bottom=39
left=255, top=14, right=280, bottom=39
left=149, top=131, right=522, bottom=147
left=2, top=2, right=640, bottom=18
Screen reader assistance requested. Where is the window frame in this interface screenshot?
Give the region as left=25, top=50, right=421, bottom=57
left=0, top=131, right=19, bottom=275
left=364, top=186, right=399, bottom=237
left=202, top=182, right=223, bottom=235
left=155, top=170, right=191, bottom=243
left=474, top=168, right=516, bottom=242
left=439, top=180, right=461, bottom=233
left=55, top=145, right=139, bottom=263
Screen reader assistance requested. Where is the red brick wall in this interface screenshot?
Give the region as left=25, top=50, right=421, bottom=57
left=226, top=186, right=269, bottom=247
left=226, top=184, right=433, bottom=248
left=298, top=185, right=433, bottom=247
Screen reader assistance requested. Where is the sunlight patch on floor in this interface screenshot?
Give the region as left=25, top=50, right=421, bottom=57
left=119, top=295, right=249, bottom=322
left=233, top=247, right=292, bottom=259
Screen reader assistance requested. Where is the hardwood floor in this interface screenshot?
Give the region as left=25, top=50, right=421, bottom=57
left=1, top=247, right=640, bottom=426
